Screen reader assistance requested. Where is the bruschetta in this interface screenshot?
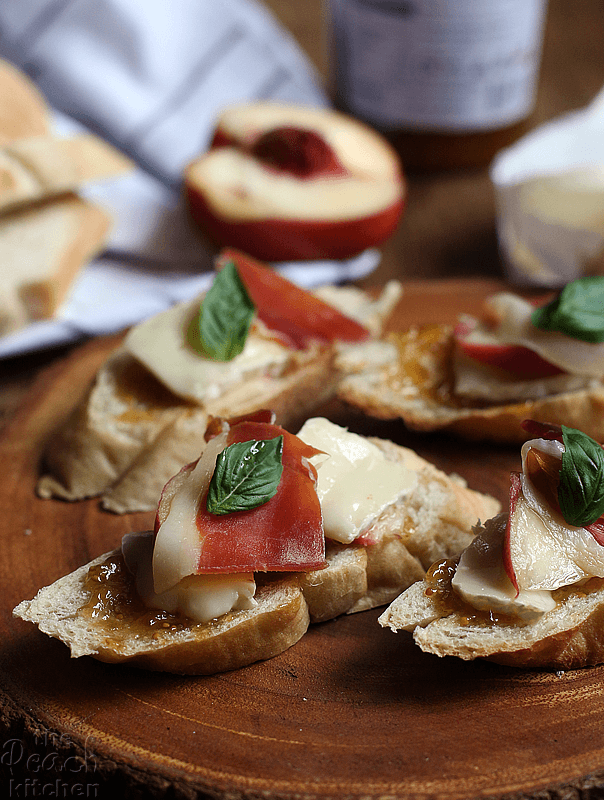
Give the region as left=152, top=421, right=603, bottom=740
left=36, top=248, right=402, bottom=512
left=16, top=414, right=499, bottom=675
left=379, top=419, right=604, bottom=670
left=338, top=277, right=604, bottom=443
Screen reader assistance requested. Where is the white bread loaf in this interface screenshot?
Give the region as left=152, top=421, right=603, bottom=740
left=338, top=325, right=604, bottom=444
left=37, top=282, right=402, bottom=513
left=0, top=59, right=49, bottom=145
left=18, top=431, right=499, bottom=674
left=0, top=59, right=129, bottom=337
left=0, top=133, right=133, bottom=215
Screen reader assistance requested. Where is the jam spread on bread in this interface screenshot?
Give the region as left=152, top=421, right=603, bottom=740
left=81, top=553, right=283, bottom=642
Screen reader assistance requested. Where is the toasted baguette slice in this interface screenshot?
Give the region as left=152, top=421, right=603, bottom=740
left=37, top=283, right=402, bottom=513
left=36, top=349, right=208, bottom=511
left=379, top=559, right=604, bottom=671
left=14, top=552, right=310, bottom=676
left=338, top=325, right=604, bottom=444
left=20, top=433, right=499, bottom=674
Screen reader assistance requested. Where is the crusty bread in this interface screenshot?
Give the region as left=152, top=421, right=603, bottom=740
left=21, top=433, right=499, bottom=674
left=379, top=560, right=604, bottom=671
left=14, top=552, right=311, bottom=676
left=0, top=194, right=111, bottom=335
left=37, top=283, right=402, bottom=513
left=0, top=59, right=124, bottom=337
left=338, top=325, right=604, bottom=444
left=36, top=344, right=344, bottom=513
left=37, top=349, right=208, bottom=511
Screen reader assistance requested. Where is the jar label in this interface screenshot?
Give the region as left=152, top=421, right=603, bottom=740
left=330, top=0, right=547, bottom=131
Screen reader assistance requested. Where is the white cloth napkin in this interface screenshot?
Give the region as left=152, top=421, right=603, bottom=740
left=490, top=86, right=604, bottom=287
left=0, top=0, right=380, bottom=358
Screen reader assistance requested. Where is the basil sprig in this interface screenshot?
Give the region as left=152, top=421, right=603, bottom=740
left=558, top=425, right=604, bottom=527
left=207, top=436, right=284, bottom=516
left=187, top=260, right=255, bottom=360
left=531, top=276, right=604, bottom=343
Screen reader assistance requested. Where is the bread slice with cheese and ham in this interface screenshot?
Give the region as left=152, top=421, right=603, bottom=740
left=379, top=420, right=604, bottom=671
left=338, top=279, right=604, bottom=444
left=36, top=248, right=403, bottom=513
left=15, top=414, right=500, bottom=675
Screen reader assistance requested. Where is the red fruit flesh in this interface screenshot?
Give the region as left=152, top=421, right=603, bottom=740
left=250, top=126, right=347, bottom=178
left=454, top=324, right=565, bottom=380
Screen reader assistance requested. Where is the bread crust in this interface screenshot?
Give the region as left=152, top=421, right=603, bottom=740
left=0, top=60, right=115, bottom=336
left=14, top=552, right=311, bottom=676
left=22, top=434, right=499, bottom=674
left=338, top=325, right=604, bottom=444
left=379, top=565, right=604, bottom=671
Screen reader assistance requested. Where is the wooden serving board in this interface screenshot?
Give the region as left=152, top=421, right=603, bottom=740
left=2, top=279, right=604, bottom=800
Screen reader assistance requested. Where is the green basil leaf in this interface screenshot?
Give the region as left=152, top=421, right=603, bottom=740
left=558, top=425, right=604, bottom=527
left=531, top=276, right=604, bottom=343
left=207, top=436, right=284, bottom=515
left=187, top=260, right=255, bottom=360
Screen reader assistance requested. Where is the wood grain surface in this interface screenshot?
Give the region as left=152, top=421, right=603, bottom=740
left=3, top=279, right=604, bottom=800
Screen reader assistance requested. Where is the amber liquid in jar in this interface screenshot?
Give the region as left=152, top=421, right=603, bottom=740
left=327, top=0, right=548, bottom=171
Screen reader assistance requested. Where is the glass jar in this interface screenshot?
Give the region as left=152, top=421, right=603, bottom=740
left=327, top=0, right=548, bottom=171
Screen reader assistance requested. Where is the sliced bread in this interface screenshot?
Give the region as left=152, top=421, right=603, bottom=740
left=379, top=566, right=604, bottom=671
left=338, top=325, right=604, bottom=444
left=37, top=282, right=402, bottom=512
left=21, top=430, right=499, bottom=674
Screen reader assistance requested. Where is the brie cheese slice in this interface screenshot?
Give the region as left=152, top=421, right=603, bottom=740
left=452, top=514, right=555, bottom=621
left=297, top=417, right=417, bottom=544
left=124, top=296, right=291, bottom=404
left=123, top=531, right=256, bottom=625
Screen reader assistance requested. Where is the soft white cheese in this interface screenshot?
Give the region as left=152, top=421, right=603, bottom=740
left=124, top=295, right=292, bottom=404
left=452, top=514, right=556, bottom=621
left=477, top=293, right=604, bottom=377
left=122, top=531, right=256, bottom=625
left=123, top=283, right=397, bottom=405
left=152, top=430, right=228, bottom=594
left=297, top=417, right=417, bottom=544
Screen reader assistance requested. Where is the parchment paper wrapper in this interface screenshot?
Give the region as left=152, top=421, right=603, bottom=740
left=490, top=87, right=604, bottom=288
